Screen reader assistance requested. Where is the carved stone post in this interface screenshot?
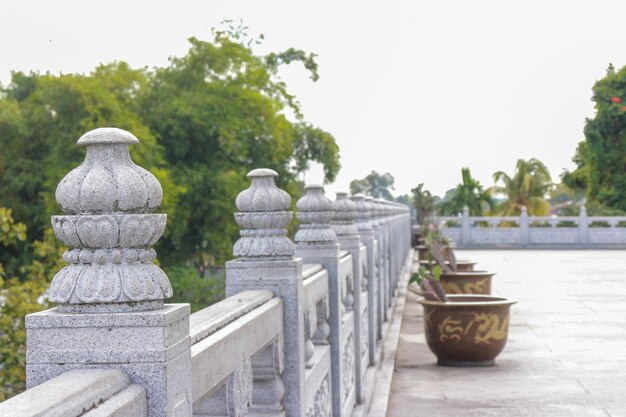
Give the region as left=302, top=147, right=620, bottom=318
left=374, top=200, right=391, bottom=314
left=365, top=196, right=384, bottom=338
left=380, top=200, right=398, bottom=296
left=352, top=194, right=378, bottom=366
left=293, top=184, right=342, bottom=416
left=225, top=169, right=304, bottom=417
left=579, top=204, right=589, bottom=248
left=461, top=206, right=470, bottom=248
left=520, top=205, right=529, bottom=248
left=26, top=128, right=192, bottom=417
left=331, top=192, right=365, bottom=405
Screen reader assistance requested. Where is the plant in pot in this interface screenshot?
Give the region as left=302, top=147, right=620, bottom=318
left=420, top=221, right=490, bottom=295
left=410, top=269, right=516, bottom=367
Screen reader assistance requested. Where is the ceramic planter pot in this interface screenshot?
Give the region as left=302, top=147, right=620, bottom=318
left=416, top=245, right=428, bottom=261
left=419, top=260, right=477, bottom=272
left=439, top=271, right=494, bottom=295
left=419, top=295, right=516, bottom=366
left=415, top=245, right=450, bottom=262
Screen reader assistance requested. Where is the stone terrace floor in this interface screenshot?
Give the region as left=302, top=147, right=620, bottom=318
left=386, top=250, right=626, bottom=417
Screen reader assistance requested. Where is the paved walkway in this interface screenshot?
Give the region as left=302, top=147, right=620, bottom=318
left=387, top=250, right=626, bottom=417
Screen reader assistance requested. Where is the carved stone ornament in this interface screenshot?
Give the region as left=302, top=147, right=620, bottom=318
left=295, top=184, right=337, bottom=244
left=306, top=375, right=331, bottom=417
left=364, top=196, right=379, bottom=228
left=48, top=128, right=172, bottom=313
left=361, top=310, right=369, bottom=358
left=233, top=169, right=295, bottom=260
left=332, top=192, right=359, bottom=237
left=342, top=333, right=355, bottom=400
left=351, top=194, right=373, bottom=232
left=373, top=200, right=387, bottom=225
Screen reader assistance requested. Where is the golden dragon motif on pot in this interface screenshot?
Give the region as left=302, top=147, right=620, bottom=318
left=470, top=313, right=509, bottom=344
left=442, top=277, right=488, bottom=294
left=437, top=312, right=509, bottom=344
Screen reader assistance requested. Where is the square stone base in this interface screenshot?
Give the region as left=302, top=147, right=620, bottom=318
left=26, top=304, right=192, bottom=417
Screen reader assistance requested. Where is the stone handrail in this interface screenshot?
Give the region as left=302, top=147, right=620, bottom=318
left=427, top=206, right=626, bottom=248
left=0, top=369, right=147, bottom=417
left=1, top=128, right=412, bottom=417
left=190, top=293, right=284, bottom=416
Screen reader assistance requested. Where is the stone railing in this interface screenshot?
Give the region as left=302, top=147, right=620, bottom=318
left=0, top=128, right=412, bottom=417
left=419, top=206, right=626, bottom=248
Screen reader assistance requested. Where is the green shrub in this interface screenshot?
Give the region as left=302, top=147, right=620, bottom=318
left=165, top=266, right=225, bottom=312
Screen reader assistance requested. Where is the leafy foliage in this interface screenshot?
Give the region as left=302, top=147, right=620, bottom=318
left=165, top=266, right=225, bottom=313
left=490, top=158, right=553, bottom=216
left=0, top=210, right=64, bottom=400
left=563, top=64, right=626, bottom=211
left=438, top=167, right=494, bottom=216
left=141, top=34, right=340, bottom=269
left=411, top=184, right=436, bottom=224
left=0, top=33, right=340, bottom=273
left=350, top=171, right=395, bottom=199
left=409, top=265, right=447, bottom=302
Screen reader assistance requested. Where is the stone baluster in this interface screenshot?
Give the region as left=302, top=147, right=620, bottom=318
left=249, top=337, right=286, bottom=417
left=352, top=194, right=378, bottom=365
left=225, top=169, right=301, bottom=417
left=26, top=128, right=192, bottom=417
left=373, top=199, right=391, bottom=318
left=293, top=184, right=344, bottom=416
left=332, top=192, right=366, bottom=403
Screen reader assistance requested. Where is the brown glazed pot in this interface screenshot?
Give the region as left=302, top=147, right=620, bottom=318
left=416, top=245, right=428, bottom=261
left=419, top=260, right=477, bottom=272
left=419, top=295, right=516, bottom=367
left=439, top=271, right=495, bottom=295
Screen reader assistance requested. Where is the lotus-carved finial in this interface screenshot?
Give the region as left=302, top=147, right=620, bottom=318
left=351, top=194, right=373, bottom=232
left=49, top=128, right=172, bottom=313
left=233, top=169, right=295, bottom=260
left=295, top=184, right=336, bottom=244
left=332, top=192, right=359, bottom=237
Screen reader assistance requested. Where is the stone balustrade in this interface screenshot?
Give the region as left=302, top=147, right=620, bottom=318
left=0, top=128, right=412, bottom=417
left=423, top=206, right=626, bottom=248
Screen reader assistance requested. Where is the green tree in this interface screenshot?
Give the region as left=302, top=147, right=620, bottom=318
left=0, top=32, right=340, bottom=275
left=490, top=158, right=553, bottom=216
left=0, top=208, right=64, bottom=400
left=0, top=64, right=182, bottom=278
left=438, top=167, right=494, bottom=216
left=563, top=64, right=626, bottom=210
left=411, top=183, right=436, bottom=224
left=140, top=33, right=340, bottom=271
left=349, top=171, right=395, bottom=199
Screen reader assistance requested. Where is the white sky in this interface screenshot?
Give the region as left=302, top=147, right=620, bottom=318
left=1, top=0, right=623, bottom=198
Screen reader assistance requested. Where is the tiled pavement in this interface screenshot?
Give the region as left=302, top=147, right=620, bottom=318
left=386, top=250, right=626, bottom=417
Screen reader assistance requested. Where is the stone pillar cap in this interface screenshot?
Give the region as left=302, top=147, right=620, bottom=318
left=233, top=168, right=295, bottom=260
left=295, top=184, right=336, bottom=244
left=49, top=128, right=172, bottom=313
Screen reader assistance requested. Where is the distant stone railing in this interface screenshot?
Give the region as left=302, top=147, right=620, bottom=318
left=418, top=206, right=626, bottom=248
left=0, top=128, right=412, bottom=417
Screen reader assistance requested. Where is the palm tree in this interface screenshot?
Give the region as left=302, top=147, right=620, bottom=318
left=439, top=167, right=494, bottom=216
left=490, top=158, right=553, bottom=216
